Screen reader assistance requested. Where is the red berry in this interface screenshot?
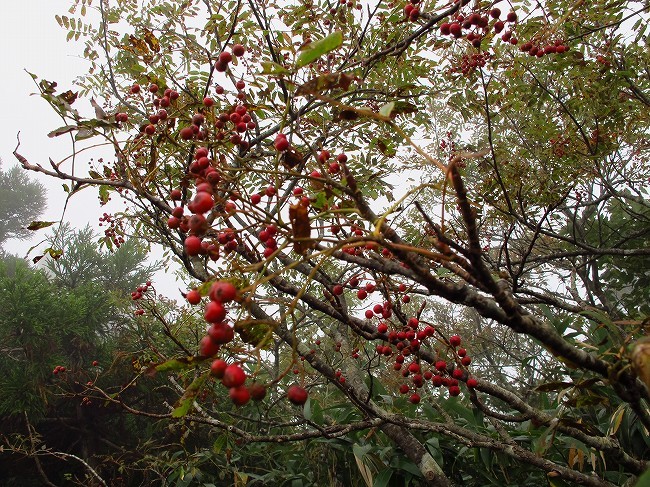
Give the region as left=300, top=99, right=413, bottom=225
left=449, top=335, right=461, bottom=347
left=409, top=393, right=421, bottom=404
left=204, top=301, right=227, bottom=323
left=407, top=317, right=419, bottom=329
left=274, top=136, right=290, bottom=151
left=184, top=235, right=202, bottom=255
left=144, top=124, right=156, bottom=135
left=490, top=8, right=501, bottom=18
left=219, top=51, right=233, bottom=64
left=461, top=356, right=472, bottom=366
left=209, top=281, right=237, bottom=303
left=203, top=97, right=214, bottom=107
left=192, top=192, right=214, bottom=214
left=210, top=359, right=228, bottom=378
left=449, top=385, right=461, bottom=396
left=287, top=385, right=308, bottom=405
left=236, top=80, right=246, bottom=90
left=149, top=83, right=159, bottom=93
left=186, top=289, right=201, bottom=305
left=130, top=84, right=141, bottom=94
left=232, top=44, right=246, bottom=56
left=506, top=11, right=517, bottom=22
left=249, top=383, right=266, bottom=401
left=377, top=322, right=388, bottom=334
left=467, top=378, right=478, bottom=388
left=208, top=322, right=235, bottom=344
left=449, top=22, right=462, bottom=38
left=192, top=113, right=205, bottom=126
left=222, top=364, right=246, bottom=388
left=199, top=335, right=220, bottom=357
left=229, top=386, right=250, bottom=406
left=180, top=126, right=195, bottom=140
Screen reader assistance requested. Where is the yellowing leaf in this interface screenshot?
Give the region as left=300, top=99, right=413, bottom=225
left=26, top=221, right=57, bottom=231
left=143, top=28, right=160, bottom=52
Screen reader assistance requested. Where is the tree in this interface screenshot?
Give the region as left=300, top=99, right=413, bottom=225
left=0, top=257, right=161, bottom=486
left=45, top=222, right=161, bottom=295
left=0, top=161, right=47, bottom=249
left=12, top=0, right=650, bottom=485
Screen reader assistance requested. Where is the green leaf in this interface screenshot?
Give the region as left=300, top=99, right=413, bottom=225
left=145, top=357, right=198, bottom=376
left=75, top=129, right=95, bottom=141
left=303, top=397, right=312, bottom=420
left=212, top=435, right=228, bottom=454
left=98, top=185, right=111, bottom=204
left=373, top=469, right=393, bottom=487
left=534, top=381, right=573, bottom=392
left=311, top=399, right=324, bottom=426
left=172, top=372, right=209, bottom=418
left=26, top=221, right=57, bottom=231
left=296, top=31, right=343, bottom=68
left=260, top=61, right=291, bottom=76
left=379, top=102, right=394, bottom=118
left=48, top=125, right=78, bottom=137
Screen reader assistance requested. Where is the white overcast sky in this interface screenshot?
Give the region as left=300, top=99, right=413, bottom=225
left=2, top=0, right=104, bottom=244
left=1, top=0, right=186, bottom=298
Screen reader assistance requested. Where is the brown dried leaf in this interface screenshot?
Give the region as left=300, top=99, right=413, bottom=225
left=281, top=147, right=305, bottom=169
left=289, top=203, right=313, bottom=253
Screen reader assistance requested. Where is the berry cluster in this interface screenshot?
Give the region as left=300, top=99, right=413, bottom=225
left=98, top=212, right=126, bottom=248
left=214, top=43, right=246, bottom=72
left=520, top=39, right=570, bottom=57
left=403, top=0, right=422, bottom=22
left=131, top=281, right=152, bottom=315
left=186, top=280, right=310, bottom=407
left=376, top=325, right=476, bottom=403
left=440, top=8, right=518, bottom=46
left=450, top=51, right=492, bottom=76
left=52, top=364, right=67, bottom=375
